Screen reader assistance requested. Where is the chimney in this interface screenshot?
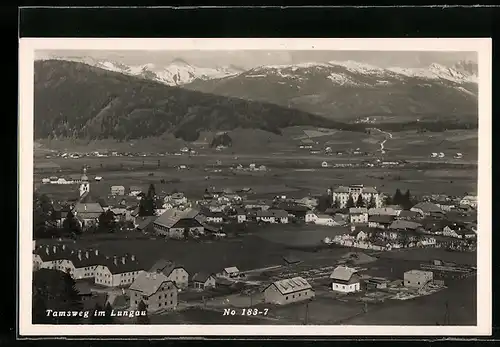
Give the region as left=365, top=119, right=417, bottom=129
left=95, top=249, right=99, bottom=256
left=45, top=246, right=49, bottom=255
left=121, top=257, right=126, bottom=264
left=52, top=245, right=57, bottom=254
left=85, top=251, right=89, bottom=259
left=113, top=256, right=117, bottom=266
left=131, top=254, right=135, bottom=261
left=62, top=245, right=66, bottom=251
left=78, top=250, right=82, bottom=260
left=84, top=204, right=87, bottom=211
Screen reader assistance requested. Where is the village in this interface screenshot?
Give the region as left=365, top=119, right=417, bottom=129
left=32, top=162, right=478, bottom=325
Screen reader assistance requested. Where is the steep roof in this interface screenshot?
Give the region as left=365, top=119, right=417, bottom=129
left=73, top=202, right=104, bottom=214
left=192, top=272, right=215, bottom=283
left=154, top=208, right=200, bottom=229
left=136, top=216, right=158, bottom=230
left=330, top=266, right=358, bottom=281
left=100, top=255, right=144, bottom=275
left=398, top=210, right=420, bottom=219
left=223, top=266, right=239, bottom=274
left=411, top=202, right=442, bottom=213
left=368, top=215, right=395, bottom=224
left=149, top=259, right=184, bottom=276
left=129, top=271, right=175, bottom=297
left=268, top=276, right=312, bottom=295
left=333, top=186, right=350, bottom=193
left=389, top=220, right=422, bottom=230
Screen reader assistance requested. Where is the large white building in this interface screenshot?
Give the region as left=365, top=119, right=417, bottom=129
left=263, top=276, right=315, bottom=305
left=330, top=185, right=382, bottom=209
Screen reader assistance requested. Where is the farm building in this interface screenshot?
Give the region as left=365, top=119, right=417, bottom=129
left=368, top=215, right=395, bottom=229
left=459, top=195, right=478, bottom=209
left=410, top=202, right=443, bottom=216
left=330, top=266, right=361, bottom=293
left=191, top=272, right=217, bottom=291
left=263, top=276, right=314, bottom=305
left=153, top=208, right=204, bottom=239
left=403, top=270, right=433, bottom=289
left=149, top=259, right=189, bottom=289
left=128, top=272, right=178, bottom=312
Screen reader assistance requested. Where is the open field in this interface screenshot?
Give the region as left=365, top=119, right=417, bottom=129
left=34, top=127, right=478, bottom=160
left=34, top=159, right=477, bottom=201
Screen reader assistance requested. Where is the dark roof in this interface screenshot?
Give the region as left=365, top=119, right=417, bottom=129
left=398, top=210, right=420, bottom=219
left=136, top=216, right=158, bottom=230
left=154, top=208, right=200, bottom=229
left=368, top=215, right=395, bottom=224
left=149, top=259, right=184, bottom=276
left=283, top=255, right=302, bottom=265
left=192, top=272, right=215, bottom=283
left=100, top=255, right=144, bottom=275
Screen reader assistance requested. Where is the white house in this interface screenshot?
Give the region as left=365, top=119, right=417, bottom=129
left=305, top=212, right=317, bottom=223
left=331, top=184, right=382, bottom=209
left=349, top=207, right=368, bottom=224
left=263, top=277, right=314, bottom=305
left=94, top=255, right=144, bottom=287
left=149, top=259, right=190, bottom=289
left=330, top=266, right=361, bottom=293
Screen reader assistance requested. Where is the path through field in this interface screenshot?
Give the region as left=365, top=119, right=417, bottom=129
left=371, top=128, right=393, bottom=154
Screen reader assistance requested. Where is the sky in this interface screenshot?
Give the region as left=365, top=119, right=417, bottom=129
left=35, top=50, right=478, bottom=69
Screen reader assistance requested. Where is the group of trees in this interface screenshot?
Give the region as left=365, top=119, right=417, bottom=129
left=138, top=184, right=157, bottom=217
left=385, top=189, right=415, bottom=209
left=33, top=269, right=151, bottom=325
left=341, top=194, right=377, bottom=209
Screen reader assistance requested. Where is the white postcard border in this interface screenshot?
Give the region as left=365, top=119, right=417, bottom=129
left=19, top=38, right=492, bottom=336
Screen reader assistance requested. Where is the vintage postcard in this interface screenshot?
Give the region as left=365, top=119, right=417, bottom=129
left=18, top=38, right=491, bottom=336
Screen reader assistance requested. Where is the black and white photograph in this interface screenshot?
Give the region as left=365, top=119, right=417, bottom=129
left=18, top=38, right=491, bottom=336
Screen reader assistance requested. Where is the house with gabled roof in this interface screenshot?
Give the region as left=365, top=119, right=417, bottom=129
left=330, top=266, right=361, bottom=293
left=191, top=272, right=217, bottom=291
left=94, top=254, right=144, bottom=287
left=128, top=272, right=178, bottom=312
left=149, top=259, right=189, bottom=289
left=410, top=202, right=443, bottom=217
left=153, top=208, right=204, bottom=239
left=263, top=276, right=314, bottom=305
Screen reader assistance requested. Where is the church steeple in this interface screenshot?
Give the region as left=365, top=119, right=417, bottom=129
left=79, top=166, right=90, bottom=197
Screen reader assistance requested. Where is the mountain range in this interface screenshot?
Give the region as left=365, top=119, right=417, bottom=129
left=44, top=56, right=245, bottom=86
left=33, top=59, right=478, bottom=143
left=43, top=56, right=478, bottom=124
left=34, top=60, right=358, bottom=142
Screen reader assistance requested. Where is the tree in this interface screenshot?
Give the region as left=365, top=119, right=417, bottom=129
left=402, top=190, right=413, bottom=209
left=317, top=194, right=332, bottom=212
left=393, top=189, right=403, bottom=206
left=33, top=193, right=56, bottom=238
left=33, top=269, right=83, bottom=324
left=346, top=195, right=355, bottom=208
left=147, top=184, right=156, bottom=199
left=136, top=300, right=150, bottom=324
left=98, top=210, right=116, bottom=233
left=62, top=210, right=82, bottom=235
left=355, top=194, right=365, bottom=208
left=385, top=195, right=393, bottom=206
left=367, top=195, right=376, bottom=209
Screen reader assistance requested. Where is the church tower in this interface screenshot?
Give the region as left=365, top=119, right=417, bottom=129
left=79, top=166, right=90, bottom=197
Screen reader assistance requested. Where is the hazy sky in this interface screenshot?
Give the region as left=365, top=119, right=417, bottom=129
left=35, top=50, right=478, bottom=69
